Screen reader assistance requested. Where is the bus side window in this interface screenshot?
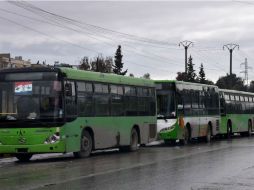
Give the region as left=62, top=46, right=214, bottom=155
left=77, top=82, right=93, bottom=117
left=220, top=97, right=225, bottom=115
left=64, top=81, right=77, bottom=118
left=176, top=92, right=184, bottom=115
left=65, top=83, right=72, bottom=96
left=110, top=84, right=124, bottom=116
left=183, top=90, right=192, bottom=116
left=124, top=86, right=137, bottom=116
left=137, top=87, right=147, bottom=116
left=94, top=83, right=110, bottom=116
left=199, top=91, right=205, bottom=116
left=149, top=88, right=156, bottom=116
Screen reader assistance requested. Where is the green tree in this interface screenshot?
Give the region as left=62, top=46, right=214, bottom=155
left=113, top=45, right=127, bottom=75
left=79, top=56, right=90, bottom=70
left=248, top=81, right=254, bottom=92
left=176, top=72, right=187, bottom=81
left=104, top=56, right=113, bottom=73
left=216, top=74, right=246, bottom=91
left=198, top=63, right=206, bottom=84
left=90, top=54, right=112, bottom=73
left=204, top=79, right=214, bottom=85
left=186, top=55, right=196, bottom=82
left=142, top=73, right=151, bottom=79
left=176, top=60, right=214, bottom=84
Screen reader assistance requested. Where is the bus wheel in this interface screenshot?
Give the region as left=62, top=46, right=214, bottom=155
left=119, top=128, right=139, bottom=152
left=16, top=153, right=33, bottom=162
left=180, top=126, right=190, bottom=145
left=248, top=120, right=252, bottom=137
left=164, top=139, right=176, bottom=146
left=73, top=130, right=92, bottom=158
left=227, top=122, right=232, bottom=139
left=129, top=128, right=139, bottom=151
left=206, top=125, right=212, bottom=143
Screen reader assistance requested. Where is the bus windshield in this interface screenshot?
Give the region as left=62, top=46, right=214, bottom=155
left=157, top=90, right=176, bottom=119
left=0, top=80, right=62, bottom=121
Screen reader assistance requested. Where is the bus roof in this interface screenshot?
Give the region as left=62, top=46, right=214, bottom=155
left=0, top=67, right=154, bottom=87
left=0, top=67, right=58, bottom=73
left=59, top=68, right=154, bottom=87
left=155, top=80, right=218, bottom=91
left=219, top=88, right=254, bottom=96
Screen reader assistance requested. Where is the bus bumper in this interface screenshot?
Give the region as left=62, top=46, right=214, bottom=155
left=159, top=128, right=178, bottom=140
left=0, top=140, right=66, bottom=154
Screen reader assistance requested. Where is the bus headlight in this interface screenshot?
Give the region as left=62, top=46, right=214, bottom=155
left=44, top=133, right=60, bottom=144
left=160, top=125, right=175, bottom=132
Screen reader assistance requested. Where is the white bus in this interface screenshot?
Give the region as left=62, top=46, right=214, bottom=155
left=156, top=80, right=220, bottom=145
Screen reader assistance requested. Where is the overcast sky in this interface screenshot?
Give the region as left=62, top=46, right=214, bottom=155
left=0, top=1, right=254, bottom=82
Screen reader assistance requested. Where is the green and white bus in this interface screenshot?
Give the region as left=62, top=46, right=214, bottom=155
left=219, top=89, right=254, bottom=137
left=156, top=80, right=220, bottom=144
left=0, top=67, right=157, bottom=161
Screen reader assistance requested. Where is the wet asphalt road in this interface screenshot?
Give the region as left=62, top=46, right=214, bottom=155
left=1, top=137, right=254, bottom=190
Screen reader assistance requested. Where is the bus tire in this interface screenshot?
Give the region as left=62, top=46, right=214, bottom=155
left=119, top=128, right=138, bottom=152
left=16, top=153, right=33, bottom=162
left=129, top=128, right=139, bottom=151
left=206, top=125, right=212, bottom=143
left=120, top=128, right=139, bottom=152
left=164, top=139, right=176, bottom=145
left=180, top=125, right=191, bottom=145
left=73, top=130, right=92, bottom=158
left=227, top=121, right=232, bottom=139
left=248, top=120, right=252, bottom=137
left=119, top=146, right=130, bottom=152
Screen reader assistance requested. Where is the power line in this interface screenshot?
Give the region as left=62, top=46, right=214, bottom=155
left=239, top=49, right=254, bottom=61
left=179, top=40, right=193, bottom=73
left=9, top=0, right=233, bottom=73
left=191, top=50, right=226, bottom=73
left=223, top=43, right=239, bottom=75
left=0, top=15, right=101, bottom=54
left=8, top=1, right=178, bottom=47
left=240, top=58, right=252, bottom=86
left=5, top=2, right=185, bottom=69
left=0, top=14, right=181, bottom=76
left=4, top=0, right=245, bottom=80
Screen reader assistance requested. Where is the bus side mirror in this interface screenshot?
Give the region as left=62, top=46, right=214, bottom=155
left=65, top=83, right=72, bottom=96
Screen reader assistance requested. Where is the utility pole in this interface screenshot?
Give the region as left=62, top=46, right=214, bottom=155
left=223, top=43, right=239, bottom=75
left=179, top=40, right=193, bottom=73
left=240, top=58, right=252, bottom=86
